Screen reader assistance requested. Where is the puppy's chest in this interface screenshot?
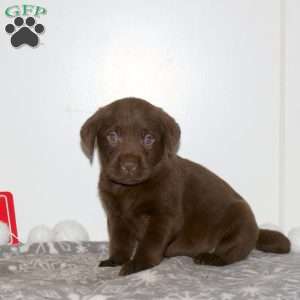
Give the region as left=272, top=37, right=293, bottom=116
left=125, top=213, right=150, bottom=241
left=104, top=183, right=149, bottom=213
left=113, top=193, right=151, bottom=240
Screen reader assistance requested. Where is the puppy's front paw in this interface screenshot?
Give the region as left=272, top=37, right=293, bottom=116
left=99, top=258, right=122, bottom=267
left=119, top=259, right=154, bottom=276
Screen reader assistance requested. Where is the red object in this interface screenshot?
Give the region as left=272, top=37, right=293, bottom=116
left=0, top=192, right=19, bottom=244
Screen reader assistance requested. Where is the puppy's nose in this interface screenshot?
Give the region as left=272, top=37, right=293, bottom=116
left=121, top=161, right=138, bottom=173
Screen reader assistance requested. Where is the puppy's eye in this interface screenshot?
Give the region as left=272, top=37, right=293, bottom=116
left=143, top=134, right=155, bottom=146
left=107, top=131, right=119, bottom=145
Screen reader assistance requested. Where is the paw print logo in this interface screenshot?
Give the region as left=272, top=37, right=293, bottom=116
left=5, top=17, right=45, bottom=48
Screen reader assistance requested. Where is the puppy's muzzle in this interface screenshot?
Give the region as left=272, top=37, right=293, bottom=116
left=121, top=161, right=138, bottom=175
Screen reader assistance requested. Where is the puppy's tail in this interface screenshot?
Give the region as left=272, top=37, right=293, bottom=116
left=256, top=229, right=291, bottom=253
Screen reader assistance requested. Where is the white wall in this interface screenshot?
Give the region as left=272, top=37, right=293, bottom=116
left=284, top=0, right=300, bottom=230
left=0, top=0, right=297, bottom=242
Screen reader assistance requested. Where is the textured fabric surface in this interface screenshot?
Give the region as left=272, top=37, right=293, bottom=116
left=0, top=241, right=299, bottom=300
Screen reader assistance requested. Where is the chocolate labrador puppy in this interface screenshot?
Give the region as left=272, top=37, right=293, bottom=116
left=80, top=97, right=290, bottom=276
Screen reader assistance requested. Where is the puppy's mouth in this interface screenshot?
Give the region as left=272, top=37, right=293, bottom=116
left=106, top=169, right=150, bottom=186
left=110, top=177, right=146, bottom=186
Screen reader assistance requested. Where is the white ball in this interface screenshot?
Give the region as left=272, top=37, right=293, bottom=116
left=0, top=221, right=10, bottom=245
left=52, top=220, right=89, bottom=242
left=288, top=227, right=300, bottom=253
left=27, top=225, right=53, bottom=244
left=260, top=223, right=283, bottom=233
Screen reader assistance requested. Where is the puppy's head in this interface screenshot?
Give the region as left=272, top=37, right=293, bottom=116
left=80, top=97, right=180, bottom=185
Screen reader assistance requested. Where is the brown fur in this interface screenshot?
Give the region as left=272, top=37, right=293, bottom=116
left=80, top=97, right=290, bottom=276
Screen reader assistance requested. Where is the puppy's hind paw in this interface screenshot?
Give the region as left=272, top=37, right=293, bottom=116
left=193, top=253, right=226, bottom=266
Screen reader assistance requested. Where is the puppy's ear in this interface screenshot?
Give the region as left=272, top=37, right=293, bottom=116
left=80, top=107, right=106, bottom=161
left=159, top=108, right=181, bottom=155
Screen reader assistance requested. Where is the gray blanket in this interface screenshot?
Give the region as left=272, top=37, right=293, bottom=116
left=0, top=242, right=299, bottom=300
